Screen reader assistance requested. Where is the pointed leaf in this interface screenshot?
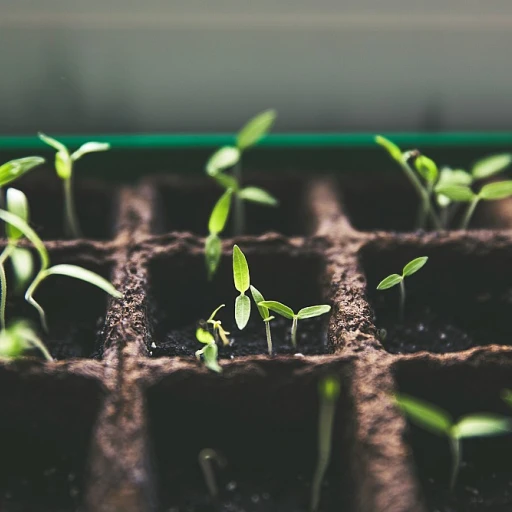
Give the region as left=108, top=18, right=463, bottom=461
left=38, top=132, right=67, bottom=153
left=375, top=135, right=402, bottom=162
left=10, top=248, right=34, bottom=293
left=71, top=142, right=110, bottom=161
left=376, top=274, right=402, bottom=290
left=258, top=300, right=295, bottom=319
left=196, top=327, right=215, bottom=344
left=208, top=304, right=225, bottom=322
left=205, top=234, right=222, bottom=280
left=434, top=185, right=475, bottom=202
left=206, top=146, right=240, bottom=176
left=208, top=189, right=233, bottom=235
left=202, top=343, right=222, bottom=373
left=403, top=257, right=428, bottom=277
left=42, top=264, right=123, bottom=298
left=479, top=181, right=512, bottom=200
left=437, top=168, right=473, bottom=187
left=453, top=414, right=512, bottom=439
left=236, top=109, right=276, bottom=150
left=250, top=285, right=269, bottom=320
left=415, top=155, right=438, bottom=184
left=472, top=154, right=512, bottom=180
left=395, top=394, right=452, bottom=435
left=233, top=245, right=250, bottom=293
left=6, top=188, right=29, bottom=241
left=0, top=157, right=45, bottom=187
left=235, top=294, right=251, bottom=330
left=238, top=187, right=278, bottom=206
left=297, top=305, right=331, bottom=320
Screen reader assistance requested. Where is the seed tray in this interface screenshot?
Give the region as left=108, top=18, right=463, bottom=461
left=3, top=167, right=512, bottom=512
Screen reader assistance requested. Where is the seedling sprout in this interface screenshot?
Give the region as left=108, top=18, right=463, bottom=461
left=258, top=300, right=331, bottom=348
left=38, top=133, right=110, bottom=238
left=195, top=327, right=222, bottom=373
left=395, top=393, right=512, bottom=490
left=206, top=304, right=230, bottom=346
left=233, top=245, right=251, bottom=330
left=310, top=375, right=340, bottom=512
left=198, top=448, right=227, bottom=498
left=250, top=285, right=274, bottom=355
left=376, top=256, right=428, bottom=322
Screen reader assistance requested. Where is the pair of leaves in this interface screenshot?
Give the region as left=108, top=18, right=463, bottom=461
left=0, top=157, right=45, bottom=188
left=436, top=181, right=512, bottom=203
left=233, top=245, right=251, bottom=329
left=376, top=257, right=428, bottom=291
left=258, top=301, right=331, bottom=320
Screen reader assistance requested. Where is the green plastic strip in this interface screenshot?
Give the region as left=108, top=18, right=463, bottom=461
left=1, top=132, right=512, bottom=151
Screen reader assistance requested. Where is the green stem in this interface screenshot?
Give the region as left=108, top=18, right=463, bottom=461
left=449, top=436, right=461, bottom=491
left=25, top=269, right=49, bottom=332
left=399, top=279, right=406, bottom=323
left=233, top=160, right=245, bottom=236
left=63, top=176, right=81, bottom=238
left=291, top=315, right=298, bottom=348
left=265, top=318, right=273, bottom=355
left=0, top=244, right=15, bottom=331
left=460, top=197, right=480, bottom=230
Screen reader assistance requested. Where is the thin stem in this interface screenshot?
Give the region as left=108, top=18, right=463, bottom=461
left=449, top=436, right=461, bottom=491
left=291, top=315, right=298, bottom=348
left=460, top=197, right=480, bottom=230
left=0, top=244, right=15, bottom=331
left=63, top=176, right=81, bottom=238
left=198, top=448, right=226, bottom=498
left=25, top=270, right=49, bottom=332
left=265, top=318, right=273, bottom=355
left=399, top=279, right=406, bottom=323
left=232, top=159, right=245, bottom=235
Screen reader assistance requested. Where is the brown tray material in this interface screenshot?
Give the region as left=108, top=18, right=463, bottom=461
left=2, top=170, right=512, bottom=512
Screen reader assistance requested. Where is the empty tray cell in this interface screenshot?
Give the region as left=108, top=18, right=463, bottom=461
left=338, top=172, right=512, bottom=233
left=153, top=175, right=313, bottom=236
left=393, top=358, right=512, bottom=512
left=359, top=239, right=512, bottom=354
left=4, top=245, right=116, bottom=360
left=0, top=367, right=103, bottom=512
left=148, top=247, right=332, bottom=357
left=147, top=363, right=353, bottom=511
left=13, top=171, right=116, bottom=240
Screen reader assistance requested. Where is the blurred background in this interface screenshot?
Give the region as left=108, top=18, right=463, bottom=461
left=0, top=1, right=511, bottom=135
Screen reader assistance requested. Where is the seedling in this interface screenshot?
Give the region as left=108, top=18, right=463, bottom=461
left=310, top=375, right=340, bottom=512
left=395, top=393, right=512, bottom=490
left=206, top=304, right=230, bottom=346
left=195, top=327, right=222, bottom=373
left=198, top=448, right=227, bottom=498
left=376, top=256, right=428, bottom=322
left=0, top=320, right=52, bottom=362
left=233, top=245, right=251, bottom=330
left=250, top=285, right=274, bottom=355
left=38, top=133, right=110, bottom=238
left=206, top=110, right=278, bottom=236
left=258, top=301, right=331, bottom=348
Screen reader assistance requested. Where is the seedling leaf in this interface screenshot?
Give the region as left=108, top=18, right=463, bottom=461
left=11, top=248, right=34, bottom=293
left=196, top=327, right=215, bottom=344
left=55, top=150, right=72, bottom=180
left=206, top=146, right=240, bottom=176
left=435, top=185, right=475, bottom=202
left=233, top=245, right=250, bottom=293
left=205, top=234, right=222, bottom=279
left=235, top=294, right=251, bottom=329
left=297, top=305, right=331, bottom=320
left=395, top=394, right=452, bottom=435
left=250, top=285, right=269, bottom=320
left=6, top=188, right=29, bottom=240
left=472, top=154, right=512, bottom=180
left=209, top=189, right=233, bottom=235
left=208, top=304, right=226, bottom=322
left=438, top=168, right=473, bottom=187
left=453, top=414, right=512, bottom=439
left=38, top=132, right=67, bottom=153
left=236, top=109, right=276, bottom=150
left=238, top=187, right=278, bottom=206
left=0, top=157, right=45, bottom=187
left=71, top=142, right=110, bottom=161
left=415, top=155, right=438, bottom=184
left=202, top=343, right=222, bottom=373
left=258, top=300, right=295, bottom=319
left=375, top=135, right=402, bottom=162
left=403, top=256, right=428, bottom=277
left=479, top=181, right=512, bottom=200
left=376, top=274, right=402, bottom=290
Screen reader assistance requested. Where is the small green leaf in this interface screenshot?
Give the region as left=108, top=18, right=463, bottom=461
left=438, top=168, right=473, bottom=187
left=402, top=257, right=428, bottom=277
left=297, top=305, right=331, bottom=320
left=319, top=376, right=340, bottom=401
left=395, top=394, right=452, bottom=435
left=236, top=109, right=276, bottom=150
left=258, top=300, right=295, bottom=319
left=55, top=150, right=72, bottom=180
left=250, top=285, right=269, bottom=320
left=376, top=274, right=402, bottom=290
left=38, top=132, right=67, bottom=153
left=434, top=185, right=475, bottom=202
left=202, top=343, right=222, bottom=373
left=42, top=264, right=123, bottom=299
left=10, top=248, right=34, bottom=293
left=206, top=146, right=240, bottom=176
left=71, top=142, right=110, bottom=161
left=208, top=189, right=233, bottom=235
left=0, top=157, right=45, bottom=187
left=453, top=414, right=512, bottom=439
left=205, top=234, right=222, bottom=280
left=238, top=187, right=278, bottom=206
left=196, top=327, right=215, bottom=344
left=6, top=188, right=29, bottom=241
left=375, top=135, right=402, bottom=162
left=235, top=294, right=251, bottom=330
left=214, top=172, right=239, bottom=191
left=472, top=154, right=512, bottom=180
left=479, top=181, right=512, bottom=200
left=208, top=304, right=225, bottom=322
left=233, top=245, right=250, bottom=293
left=415, top=155, right=438, bottom=184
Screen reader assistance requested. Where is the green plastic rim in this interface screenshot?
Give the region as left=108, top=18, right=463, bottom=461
left=1, top=132, right=512, bottom=151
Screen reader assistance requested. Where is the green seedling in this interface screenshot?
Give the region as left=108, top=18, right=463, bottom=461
left=206, top=304, right=230, bottom=346
left=395, top=393, right=512, bottom=490
left=258, top=301, right=331, bottom=348
left=0, top=209, right=122, bottom=332
left=250, top=285, right=274, bottom=355
left=436, top=180, right=512, bottom=230
left=233, top=245, right=251, bottom=330
left=310, top=375, right=340, bottom=512
left=206, top=110, right=278, bottom=236
left=195, top=327, right=222, bottom=373
left=198, top=448, right=227, bottom=498
left=0, top=320, right=52, bottom=362
left=38, top=133, right=110, bottom=238
left=376, top=256, right=428, bottom=322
